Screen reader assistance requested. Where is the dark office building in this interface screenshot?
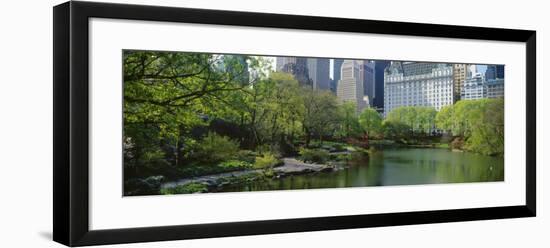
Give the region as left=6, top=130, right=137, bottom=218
left=373, top=60, right=390, bottom=110
left=332, top=59, right=344, bottom=83
left=276, top=56, right=312, bottom=86
left=485, top=64, right=505, bottom=80
left=496, top=65, right=505, bottom=79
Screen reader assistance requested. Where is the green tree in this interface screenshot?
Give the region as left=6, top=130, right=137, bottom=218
left=435, top=105, right=454, bottom=133
left=382, top=120, right=409, bottom=142
left=435, top=99, right=504, bottom=155
left=335, top=102, right=362, bottom=139
left=302, top=88, right=340, bottom=146
left=240, top=72, right=304, bottom=152
left=358, top=107, right=383, bottom=138
left=123, top=51, right=263, bottom=176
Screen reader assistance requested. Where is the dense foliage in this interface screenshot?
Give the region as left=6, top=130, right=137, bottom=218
left=123, top=51, right=361, bottom=193
left=435, top=99, right=504, bottom=155
left=123, top=51, right=504, bottom=195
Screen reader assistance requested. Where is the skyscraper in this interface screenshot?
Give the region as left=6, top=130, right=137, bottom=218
left=330, top=59, right=345, bottom=95
left=276, top=57, right=296, bottom=71
left=453, top=64, right=467, bottom=102
left=307, top=58, right=330, bottom=90
left=373, top=60, right=390, bottom=111
left=333, top=59, right=344, bottom=83
left=485, top=65, right=505, bottom=80
left=496, top=65, right=504, bottom=79
left=337, top=60, right=367, bottom=113
left=487, top=78, right=504, bottom=98
left=485, top=65, right=496, bottom=80
left=360, top=60, right=375, bottom=106
left=384, top=62, right=454, bottom=116
left=275, top=56, right=311, bottom=86
left=462, top=73, right=486, bottom=100
left=463, top=65, right=504, bottom=100
left=329, top=79, right=338, bottom=94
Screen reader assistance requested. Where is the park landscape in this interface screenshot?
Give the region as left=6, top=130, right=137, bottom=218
left=123, top=50, right=504, bottom=196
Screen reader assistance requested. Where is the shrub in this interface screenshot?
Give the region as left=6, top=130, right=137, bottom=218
left=263, top=168, right=275, bottom=178
left=236, top=150, right=258, bottom=164
left=256, top=144, right=282, bottom=158
left=219, top=160, right=252, bottom=169
left=330, top=153, right=351, bottom=161
left=190, top=132, right=240, bottom=165
left=253, top=152, right=280, bottom=169
left=331, top=143, right=345, bottom=152
left=124, top=175, right=164, bottom=196
left=299, top=148, right=330, bottom=164
left=160, top=183, right=208, bottom=194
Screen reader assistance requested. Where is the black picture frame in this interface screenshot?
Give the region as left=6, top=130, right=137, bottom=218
left=53, top=1, right=536, bottom=246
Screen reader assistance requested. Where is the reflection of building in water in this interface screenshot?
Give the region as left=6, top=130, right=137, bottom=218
left=337, top=60, right=368, bottom=113
left=384, top=62, right=454, bottom=116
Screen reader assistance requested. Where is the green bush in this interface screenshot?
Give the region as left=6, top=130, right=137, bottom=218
left=263, top=168, right=275, bottom=178
left=236, top=150, right=258, bottom=164
left=299, top=148, right=330, bottom=164
left=253, top=152, right=280, bottom=169
left=256, top=144, right=281, bottom=158
left=329, top=153, right=351, bottom=161
left=160, top=183, right=208, bottom=194
left=219, top=160, right=252, bottom=169
left=124, top=175, right=164, bottom=196
left=190, top=132, right=240, bottom=165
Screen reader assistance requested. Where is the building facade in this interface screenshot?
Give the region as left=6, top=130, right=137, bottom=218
left=307, top=58, right=330, bottom=90
left=461, top=73, right=486, bottom=100
left=337, top=60, right=367, bottom=113
left=487, top=78, right=505, bottom=98
left=384, top=62, right=454, bottom=116
left=485, top=64, right=505, bottom=80
left=360, top=60, right=376, bottom=106
left=333, top=59, right=344, bottom=83
left=275, top=57, right=295, bottom=71
left=275, top=56, right=311, bottom=86
left=373, top=60, right=390, bottom=111
left=453, top=64, right=467, bottom=102
left=462, top=65, right=504, bottom=100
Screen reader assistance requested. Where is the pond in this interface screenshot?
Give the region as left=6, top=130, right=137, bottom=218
left=214, top=148, right=504, bottom=193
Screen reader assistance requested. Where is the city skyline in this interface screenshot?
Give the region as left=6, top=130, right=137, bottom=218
left=267, top=57, right=489, bottom=80
left=271, top=55, right=504, bottom=115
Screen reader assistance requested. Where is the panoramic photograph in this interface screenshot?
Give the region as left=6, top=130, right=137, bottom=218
left=123, top=50, right=505, bottom=196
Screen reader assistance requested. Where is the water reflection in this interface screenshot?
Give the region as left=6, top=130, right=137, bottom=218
left=216, top=148, right=504, bottom=193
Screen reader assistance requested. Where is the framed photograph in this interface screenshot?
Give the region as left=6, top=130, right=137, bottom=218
left=53, top=1, right=536, bottom=246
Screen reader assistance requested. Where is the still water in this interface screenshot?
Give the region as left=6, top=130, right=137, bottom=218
left=216, top=148, right=504, bottom=193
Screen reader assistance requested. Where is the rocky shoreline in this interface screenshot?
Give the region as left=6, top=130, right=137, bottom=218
left=161, top=157, right=341, bottom=192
